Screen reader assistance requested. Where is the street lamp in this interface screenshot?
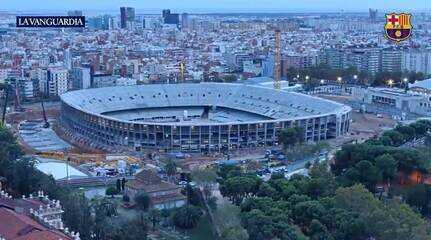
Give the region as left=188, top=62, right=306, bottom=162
left=403, top=77, right=409, bottom=92
left=320, top=79, right=325, bottom=84
left=337, top=76, right=342, bottom=83
left=353, top=75, right=358, bottom=80
left=387, top=79, right=394, bottom=88
left=305, top=75, right=310, bottom=81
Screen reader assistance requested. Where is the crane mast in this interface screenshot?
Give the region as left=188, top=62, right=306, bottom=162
left=274, top=29, right=281, bottom=90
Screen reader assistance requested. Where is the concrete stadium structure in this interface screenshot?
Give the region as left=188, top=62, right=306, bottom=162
left=59, top=83, right=351, bottom=152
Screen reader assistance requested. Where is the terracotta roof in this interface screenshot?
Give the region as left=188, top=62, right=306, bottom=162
left=14, top=230, right=70, bottom=240
left=151, top=192, right=187, bottom=204
left=126, top=178, right=180, bottom=193
left=0, top=207, right=71, bottom=240
left=0, top=207, right=44, bottom=239
left=134, top=169, right=162, bottom=184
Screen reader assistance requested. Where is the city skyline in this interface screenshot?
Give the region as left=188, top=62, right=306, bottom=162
left=1, top=0, right=430, bottom=13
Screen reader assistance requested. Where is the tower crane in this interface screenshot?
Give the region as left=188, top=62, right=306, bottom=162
left=273, top=29, right=281, bottom=90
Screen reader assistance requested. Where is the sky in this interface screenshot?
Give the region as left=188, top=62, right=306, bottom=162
left=1, top=0, right=430, bottom=13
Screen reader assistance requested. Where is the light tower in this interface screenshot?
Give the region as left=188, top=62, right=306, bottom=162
left=274, top=29, right=281, bottom=90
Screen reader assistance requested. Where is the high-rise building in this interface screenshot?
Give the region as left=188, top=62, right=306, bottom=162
left=49, top=69, right=69, bottom=96
left=369, top=9, right=378, bottom=23
left=381, top=49, right=402, bottom=73
left=87, top=15, right=112, bottom=30
left=67, top=10, right=84, bottom=32
left=37, top=68, right=49, bottom=94
left=39, top=68, right=69, bottom=96
left=321, top=48, right=348, bottom=70
left=67, top=10, right=82, bottom=16
left=162, top=9, right=171, bottom=19
left=181, top=13, right=189, bottom=30
left=162, top=9, right=179, bottom=25
left=349, top=49, right=380, bottom=75
left=120, top=7, right=135, bottom=29
left=402, top=48, right=431, bottom=75
left=71, top=67, right=91, bottom=90
left=262, top=56, right=275, bottom=78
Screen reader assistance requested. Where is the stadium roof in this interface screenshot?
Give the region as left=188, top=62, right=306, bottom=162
left=61, top=83, right=350, bottom=125
left=409, top=78, right=431, bottom=89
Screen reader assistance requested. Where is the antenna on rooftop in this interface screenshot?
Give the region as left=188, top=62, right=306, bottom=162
left=274, top=29, right=281, bottom=90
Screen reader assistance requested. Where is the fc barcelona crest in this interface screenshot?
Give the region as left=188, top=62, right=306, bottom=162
left=384, top=13, right=412, bottom=42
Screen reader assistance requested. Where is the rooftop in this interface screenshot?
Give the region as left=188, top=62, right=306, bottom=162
left=61, top=83, right=350, bottom=125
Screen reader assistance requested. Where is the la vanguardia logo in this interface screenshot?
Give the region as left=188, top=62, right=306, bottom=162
left=16, top=16, right=85, bottom=28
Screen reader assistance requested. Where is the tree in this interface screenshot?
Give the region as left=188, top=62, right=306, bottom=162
left=106, top=186, right=118, bottom=198
left=218, top=165, right=242, bottom=180
left=334, top=184, right=431, bottom=240
left=165, top=159, right=177, bottom=179
left=4, top=157, right=46, bottom=196
left=241, top=208, right=305, bottom=240
left=381, top=130, right=405, bottom=146
left=160, top=209, right=171, bottom=226
left=192, top=167, right=217, bottom=199
left=404, top=184, right=431, bottom=215
left=149, top=209, right=161, bottom=229
left=308, top=219, right=332, bottom=240
left=257, top=182, right=277, bottom=198
left=172, top=205, right=203, bottom=229
left=220, top=175, right=262, bottom=205
left=353, top=161, right=381, bottom=191
left=103, top=216, right=149, bottom=240
left=61, top=192, right=94, bottom=240
left=116, top=179, right=121, bottom=193
left=410, top=120, right=431, bottom=136
left=221, top=227, right=249, bottom=240
left=395, top=125, right=416, bottom=141
left=278, top=127, right=305, bottom=148
left=134, top=192, right=151, bottom=211
left=214, top=202, right=246, bottom=239
left=292, top=200, right=325, bottom=228
left=93, top=197, right=118, bottom=220
left=182, top=184, right=202, bottom=206
left=375, top=154, right=397, bottom=182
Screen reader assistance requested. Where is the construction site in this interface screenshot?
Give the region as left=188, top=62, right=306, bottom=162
left=0, top=82, right=142, bottom=190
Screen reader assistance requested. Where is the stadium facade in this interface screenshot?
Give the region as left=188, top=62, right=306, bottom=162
left=59, top=83, right=351, bottom=152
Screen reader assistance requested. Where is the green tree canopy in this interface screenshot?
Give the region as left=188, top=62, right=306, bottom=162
left=134, top=192, right=151, bottom=211
left=172, top=205, right=203, bottom=229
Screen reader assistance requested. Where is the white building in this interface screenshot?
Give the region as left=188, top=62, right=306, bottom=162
left=381, top=50, right=402, bottom=73
left=402, top=48, right=431, bottom=75
left=38, top=68, right=69, bottom=97
left=358, top=87, right=431, bottom=116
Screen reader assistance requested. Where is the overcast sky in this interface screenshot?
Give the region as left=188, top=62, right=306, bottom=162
left=1, top=0, right=430, bottom=13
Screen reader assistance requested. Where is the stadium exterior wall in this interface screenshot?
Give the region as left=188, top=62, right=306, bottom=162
left=59, top=96, right=351, bottom=153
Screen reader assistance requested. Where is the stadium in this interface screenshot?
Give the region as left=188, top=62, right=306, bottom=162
left=59, top=83, right=351, bottom=152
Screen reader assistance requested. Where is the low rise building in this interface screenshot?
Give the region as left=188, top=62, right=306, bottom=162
left=125, top=169, right=186, bottom=210
left=0, top=190, right=77, bottom=240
